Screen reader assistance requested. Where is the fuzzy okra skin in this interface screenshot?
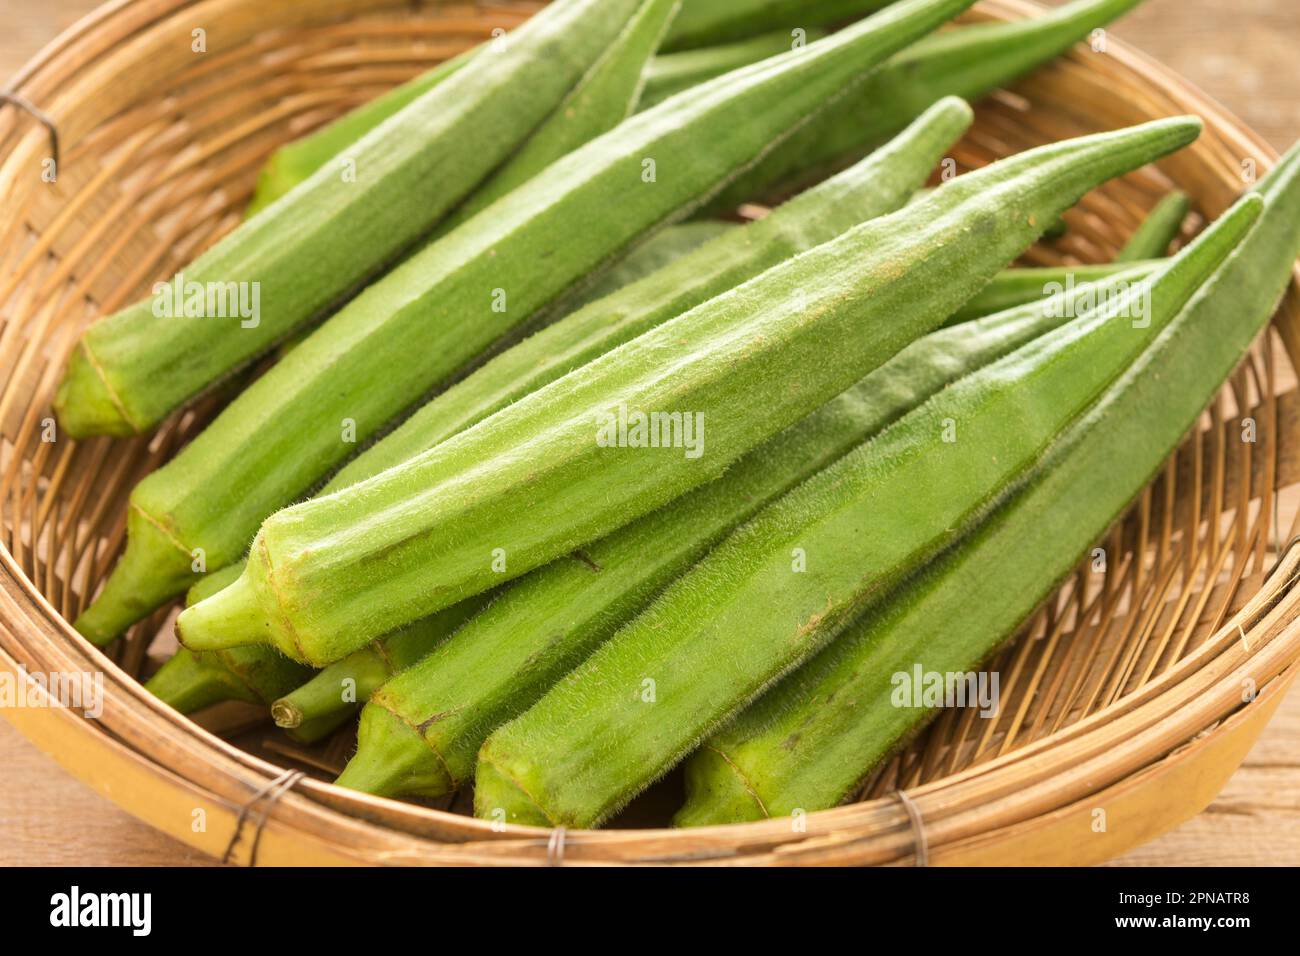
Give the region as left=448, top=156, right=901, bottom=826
left=710, top=0, right=1143, bottom=210
left=676, top=160, right=1300, bottom=825
left=948, top=260, right=1162, bottom=326
left=474, top=189, right=1257, bottom=829
left=178, top=117, right=1202, bottom=669
left=334, top=269, right=1138, bottom=800
left=76, top=0, right=977, bottom=645
left=1117, top=190, right=1192, bottom=261
left=437, top=0, right=681, bottom=233
left=640, top=29, right=827, bottom=109
left=326, top=97, right=973, bottom=491
left=245, top=49, right=478, bottom=216
left=559, top=221, right=736, bottom=312
left=54, top=0, right=649, bottom=439
left=663, top=0, right=895, bottom=51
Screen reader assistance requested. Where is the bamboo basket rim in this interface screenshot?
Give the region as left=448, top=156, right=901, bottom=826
left=1, top=0, right=1299, bottom=865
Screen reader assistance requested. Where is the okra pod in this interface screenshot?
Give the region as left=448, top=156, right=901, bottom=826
left=710, top=0, right=1144, bottom=209
left=1116, top=189, right=1191, bottom=261
left=245, top=49, right=479, bottom=216
left=258, top=99, right=974, bottom=733
left=179, top=117, right=1202, bottom=668
left=77, top=0, right=978, bottom=643
left=54, top=0, right=649, bottom=438
left=474, top=187, right=1256, bottom=829
left=335, top=268, right=1143, bottom=800
left=677, top=155, right=1300, bottom=825
left=327, top=97, right=973, bottom=491
left=438, top=0, right=682, bottom=232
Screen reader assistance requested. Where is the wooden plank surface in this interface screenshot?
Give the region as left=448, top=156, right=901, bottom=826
left=1, top=0, right=1298, bottom=868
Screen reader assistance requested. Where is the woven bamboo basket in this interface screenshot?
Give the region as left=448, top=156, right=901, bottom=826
left=2, top=0, right=1299, bottom=866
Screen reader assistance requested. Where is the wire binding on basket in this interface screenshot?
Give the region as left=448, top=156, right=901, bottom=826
left=893, top=790, right=930, bottom=867
left=221, top=768, right=305, bottom=866
left=0, top=90, right=60, bottom=169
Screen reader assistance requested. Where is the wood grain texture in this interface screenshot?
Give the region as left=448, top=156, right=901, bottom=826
left=0, top=0, right=1298, bottom=867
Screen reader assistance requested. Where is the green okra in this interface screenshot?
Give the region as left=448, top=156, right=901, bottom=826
left=640, top=29, right=828, bottom=109
left=1117, top=189, right=1191, bottom=261
left=77, top=0, right=978, bottom=644
left=949, top=260, right=1162, bottom=326
left=709, top=0, right=1144, bottom=210
left=676, top=152, right=1300, bottom=825
left=474, top=187, right=1257, bottom=829
left=335, top=267, right=1144, bottom=800
left=245, top=49, right=479, bottom=217
left=259, top=98, right=975, bottom=734
left=327, top=97, right=973, bottom=491
left=54, top=0, right=650, bottom=439
left=663, top=0, right=896, bottom=51
left=178, top=117, right=1202, bottom=668
left=437, top=0, right=682, bottom=233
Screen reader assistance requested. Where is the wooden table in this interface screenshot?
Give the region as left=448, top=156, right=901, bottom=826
left=1, top=0, right=1298, bottom=867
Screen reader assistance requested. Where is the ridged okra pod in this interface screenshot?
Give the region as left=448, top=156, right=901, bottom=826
left=437, top=0, right=682, bottom=232
left=326, top=97, right=973, bottom=490
left=244, top=100, right=972, bottom=733
left=709, top=0, right=1144, bottom=210
left=245, top=50, right=478, bottom=216
left=474, top=187, right=1257, bottom=829
left=76, top=0, right=977, bottom=643
left=54, top=0, right=649, bottom=438
left=676, top=153, right=1300, bottom=825
left=1117, top=190, right=1191, bottom=261
left=178, top=117, right=1203, bottom=668
left=270, top=97, right=975, bottom=733
left=334, top=269, right=1141, bottom=800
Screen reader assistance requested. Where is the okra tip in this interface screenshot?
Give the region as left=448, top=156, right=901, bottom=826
left=54, top=341, right=139, bottom=439
left=334, top=703, right=452, bottom=799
